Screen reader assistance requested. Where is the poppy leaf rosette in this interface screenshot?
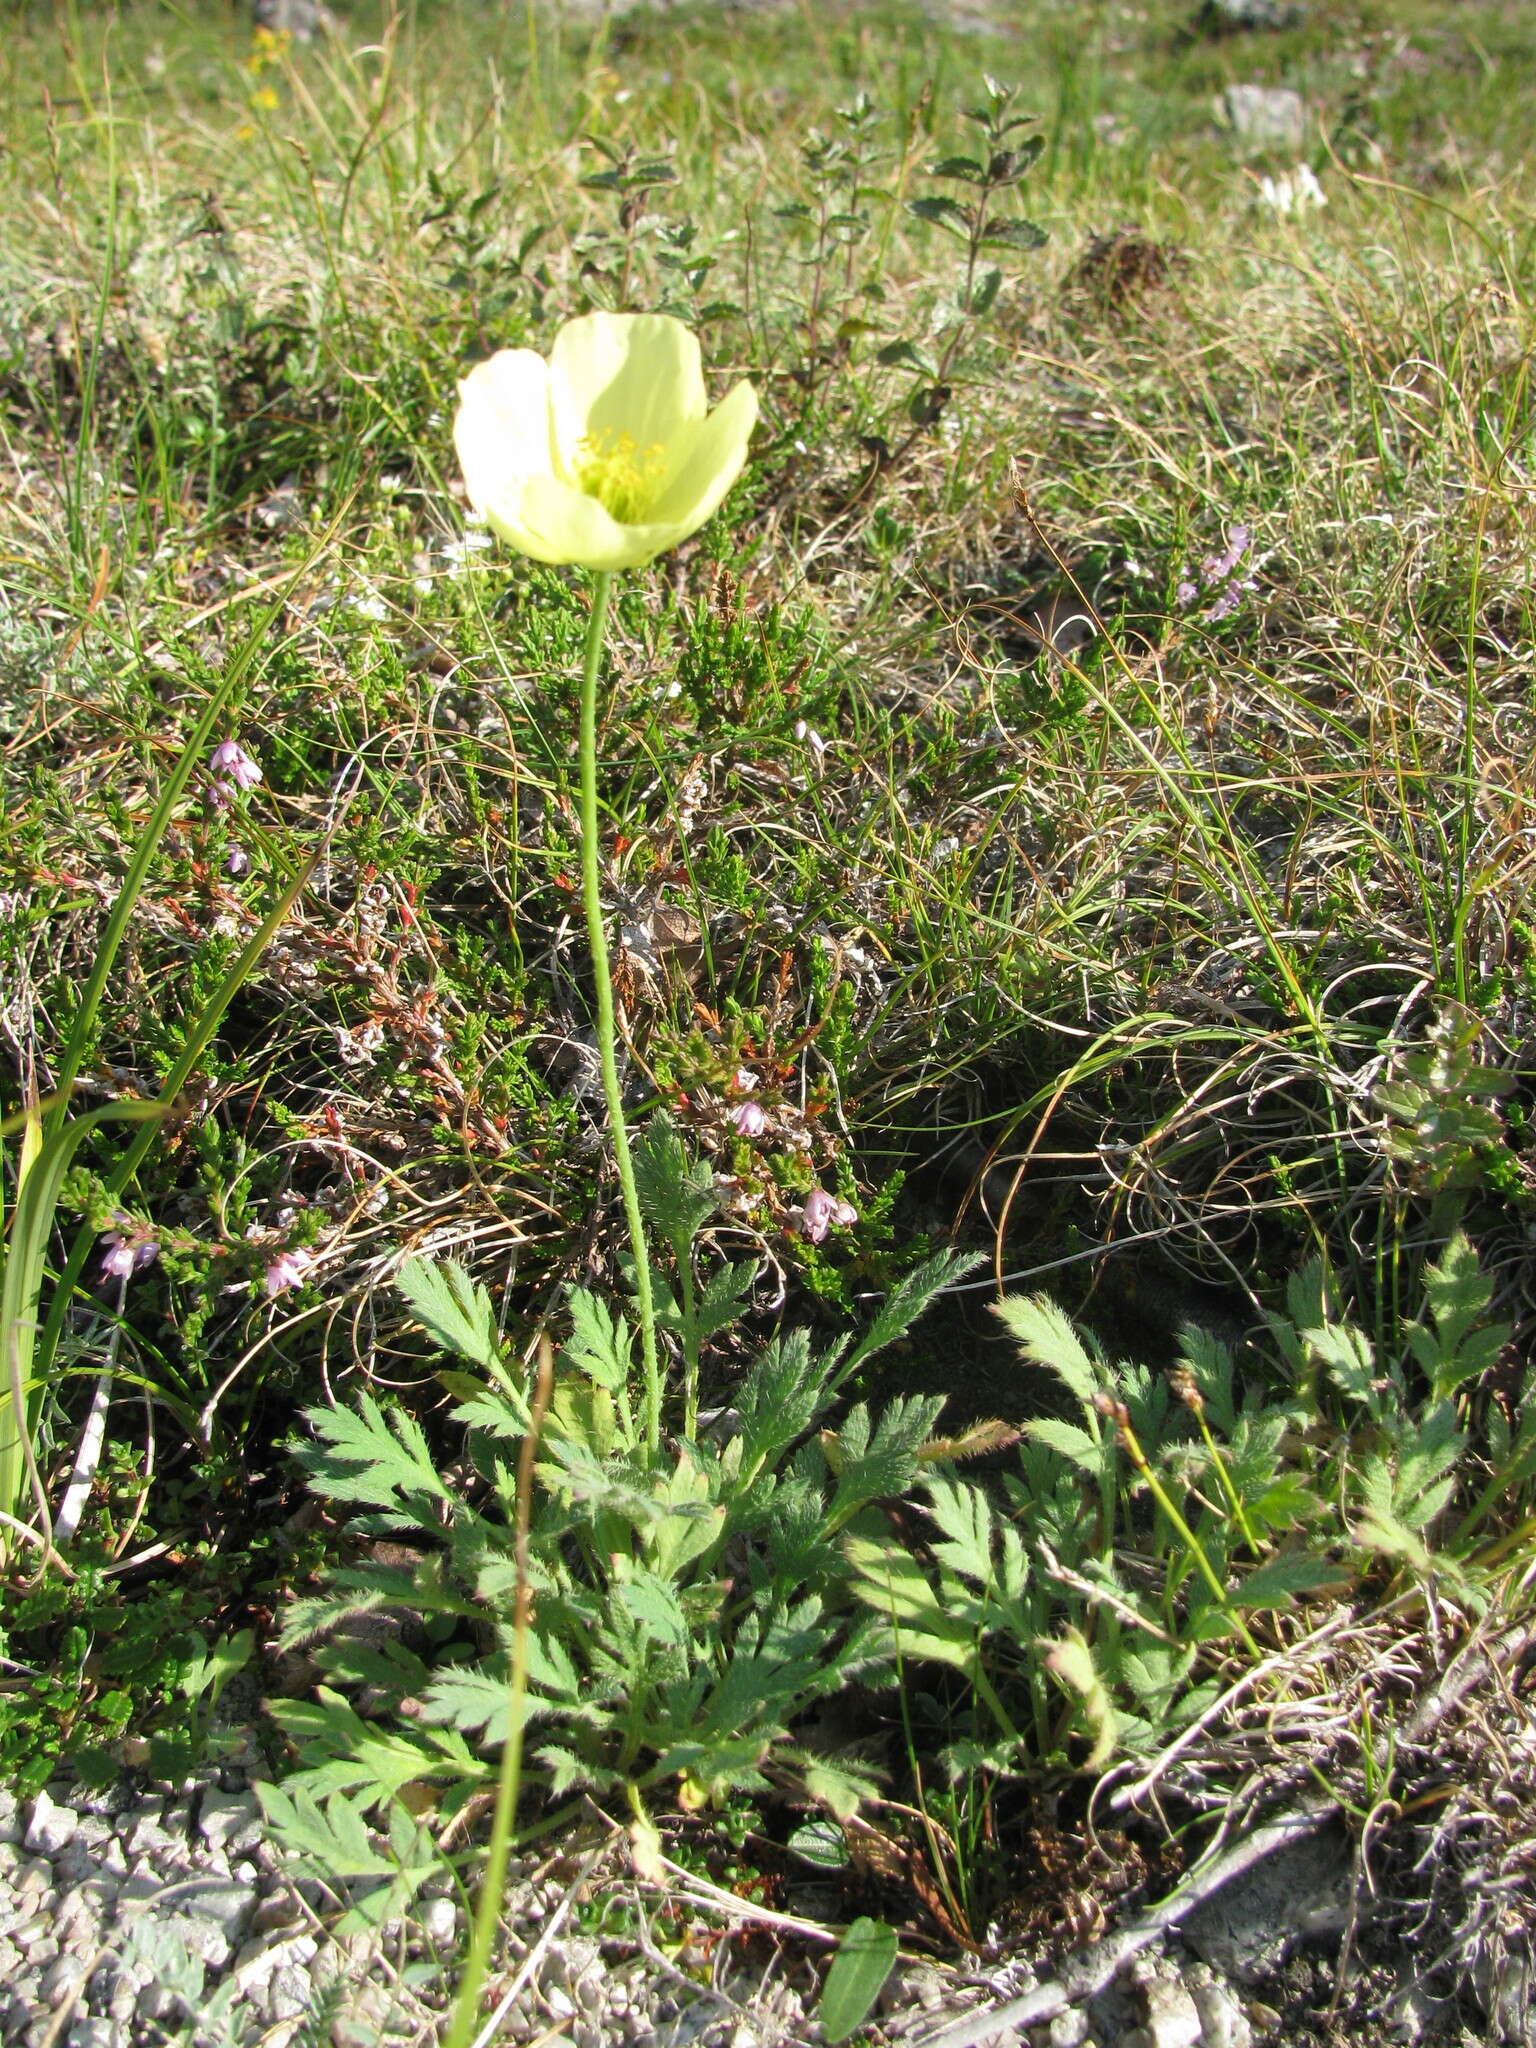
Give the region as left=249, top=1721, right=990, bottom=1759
left=454, top=312, right=758, bottom=571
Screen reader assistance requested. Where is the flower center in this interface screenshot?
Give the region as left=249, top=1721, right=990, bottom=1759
left=571, top=429, right=668, bottom=523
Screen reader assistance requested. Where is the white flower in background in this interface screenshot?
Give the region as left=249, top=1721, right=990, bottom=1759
left=1257, top=164, right=1326, bottom=216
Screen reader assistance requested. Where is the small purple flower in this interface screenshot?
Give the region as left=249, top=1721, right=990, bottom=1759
left=264, top=1248, right=313, bottom=1298
left=1200, top=525, right=1251, bottom=586
left=800, top=1187, right=856, bottom=1244
left=99, top=1232, right=158, bottom=1283
left=1204, top=576, right=1256, bottom=625
left=209, top=740, right=262, bottom=794
left=730, top=1100, right=767, bottom=1138
left=794, top=720, right=827, bottom=760
left=1176, top=579, right=1199, bottom=610
left=225, top=844, right=250, bottom=877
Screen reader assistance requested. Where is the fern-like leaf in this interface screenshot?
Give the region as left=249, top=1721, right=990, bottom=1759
left=994, top=1293, right=1101, bottom=1406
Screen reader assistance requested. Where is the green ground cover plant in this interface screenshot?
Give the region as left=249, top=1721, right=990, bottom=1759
left=1, top=0, right=1535, bottom=2030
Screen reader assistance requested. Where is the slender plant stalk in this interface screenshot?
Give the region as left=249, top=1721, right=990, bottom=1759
left=576, top=570, right=662, bottom=1454
left=445, top=1337, right=554, bottom=2048
left=1108, top=1402, right=1264, bottom=1662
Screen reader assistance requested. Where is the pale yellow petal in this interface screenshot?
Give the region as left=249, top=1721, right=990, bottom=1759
left=482, top=473, right=670, bottom=571
left=548, top=312, right=706, bottom=469
left=647, top=380, right=758, bottom=538
left=454, top=349, right=555, bottom=513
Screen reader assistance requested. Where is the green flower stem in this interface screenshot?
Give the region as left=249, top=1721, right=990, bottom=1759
left=444, top=1339, right=553, bottom=2048
left=577, top=569, right=662, bottom=1455
left=1111, top=1406, right=1264, bottom=1662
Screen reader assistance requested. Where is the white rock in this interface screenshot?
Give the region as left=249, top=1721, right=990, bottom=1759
left=185, top=1880, right=258, bottom=1939
left=0, top=1790, right=20, bottom=1847
left=197, top=1789, right=264, bottom=1855
left=420, top=1895, right=457, bottom=1946
left=1217, top=83, right=1307, bottom=152
left=23, top=1789, right=77, bottom=1859
left=1138, top=1973, right=1203, bottom=2048
left=123, top=1815, right=186, bottom=1863
left=162, top=1910, right=232, bottom=1970
left=1191, top=1978, right=1252, bottom=2048
left=1048, top=2011, right=1092, bottom=2048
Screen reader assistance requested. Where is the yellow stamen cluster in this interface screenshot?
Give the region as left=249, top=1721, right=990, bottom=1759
left=572, top=430, right=667, bottom=524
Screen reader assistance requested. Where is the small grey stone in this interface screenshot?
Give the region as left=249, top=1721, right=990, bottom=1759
left=882, top=1964, right=948, bottom=2015
left=0, top=1842, right=20, bottom=1876
left=90, top=1959, right=148, bottom=2027
left=62, top=2023, right=125, bottom=2048
left=114, top=1871, right=166, bottom=1911
left=17, top=1931, right=58, bottom=1968
left=0, top=1789, right=20, bottom=1847
left=122, top=1814, right=185, bottom=1863
left=250, top=1892, right=303, bottom=1936
left=1047, top=2012, right=1092, bottom=2048
left=253, top=0, right=333, bottom=39
left=197, top=1789, right=264, bottom=1856
left=1216, top=83, right=1307, bottom=152
left=1190, top=1977, right=1252, bottom=2048
left=332, top=1980, right=394, bottom=2043
left=40, top=1953, right=88, bottom=2007
left=135, top=1982, right=187, bottom=2026
left=185, top=1880, right=258, bottom=1940
left=23, top=1789, right=78, bottom=1858
left=265, top=1963, right=313, bottom=2022
left=52, top=1824, right=111, bottom=1888
left=1199, top=0, right=1305, bottom=27
left=1138, top=1973, right=1201, bottom=2048
left=233, top=1930, right=318, bottom=1994
left=0, top=1984, right=35, bottom=2034
left=14, top=1856, right=52, bottom=1897
left=162, top=1910, right=233, bottom=1970
left=55, top=1880, right=119, bottom=1945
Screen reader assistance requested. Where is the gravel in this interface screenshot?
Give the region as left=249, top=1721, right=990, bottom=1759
left=0, top=1763, right=1497, bottom=2048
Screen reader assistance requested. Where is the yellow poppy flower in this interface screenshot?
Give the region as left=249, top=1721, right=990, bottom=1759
left=454, top=311, right=757, bottom=571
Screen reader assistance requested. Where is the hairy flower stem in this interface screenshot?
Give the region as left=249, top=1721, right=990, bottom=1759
left=445, top=1338, right=553, bottom=2048
left=578, top=570, right=662, bottom=1454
